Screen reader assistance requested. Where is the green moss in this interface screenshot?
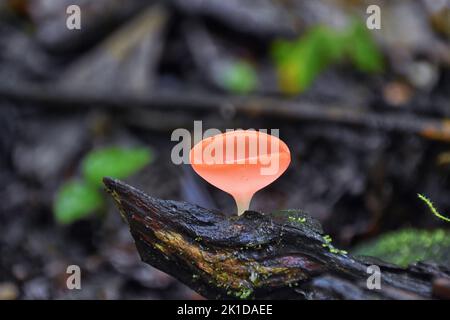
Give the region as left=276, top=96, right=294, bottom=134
left=274, top=209, right=323, bottom=235
left=321, top=234, right=348, bottom=255
left=353, top=229, right=450, bottom=267
left=235, top=288, right=253, bottom=299
left=288, top=216, right=306, bottom=224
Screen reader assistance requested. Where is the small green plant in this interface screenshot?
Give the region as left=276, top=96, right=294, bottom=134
left=53, top=181, right=104, bottom=225
left=54, top=146, right=153, bottom=225
left=322, top=234, right=348, bottom=255
left=82, top=147, right=152, bottom=187
left=353, top=229, right=450, bottom=267
left=271, top=19, right=383, bottom=94
left=219, top=60, right=258, bottom=94
left=418, top=194, right=450, bottom=223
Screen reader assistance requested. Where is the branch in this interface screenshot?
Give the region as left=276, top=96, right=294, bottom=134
left=103, top=178, right=450, bottom=300
left=1, top=82, right=450, bottom=142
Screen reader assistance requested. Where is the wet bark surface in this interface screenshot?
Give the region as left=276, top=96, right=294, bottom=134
left=104, top=178, right=450, bottom=300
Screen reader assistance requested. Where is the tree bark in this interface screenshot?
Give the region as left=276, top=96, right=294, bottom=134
left=103, top=177, right=450, bottom=300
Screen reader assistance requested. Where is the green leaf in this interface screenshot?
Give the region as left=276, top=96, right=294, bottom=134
left=53, top=180, right=104, bottom=225
left=271, top=20, right=384, bottom=94
left=272, top=26, right=347, bottom=94
left=294, top=27, right=344, bottom=90
left=352, top=229, right=450, bottom=267
left=271, top=39, right=293, bottom=64
left=82, top=146, right=153, bottom=186
left=345, top=20, right=383, bottom=73
left=220, top=61, right=258, bottom=94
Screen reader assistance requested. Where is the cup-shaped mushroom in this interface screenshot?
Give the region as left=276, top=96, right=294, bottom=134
left=190, top=130, right=291, bottom=215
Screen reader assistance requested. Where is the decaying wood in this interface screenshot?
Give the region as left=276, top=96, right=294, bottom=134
left=103, top=177, right=450, bottom=300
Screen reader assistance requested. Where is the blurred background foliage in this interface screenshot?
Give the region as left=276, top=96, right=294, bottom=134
left=353, top=228, right=450, bottom=267
left=54, top=146, right=153, bottom=225
left=272, top=19, right=384, bottom=94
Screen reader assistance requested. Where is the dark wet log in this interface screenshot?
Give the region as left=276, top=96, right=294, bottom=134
left=103, top=178, right=450, bottom=300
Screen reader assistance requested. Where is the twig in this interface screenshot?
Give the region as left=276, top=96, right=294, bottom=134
left=1, top=81, right=450, bottom=142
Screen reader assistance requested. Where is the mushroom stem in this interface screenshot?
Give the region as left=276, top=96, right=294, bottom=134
left=234, top=193, right=253, bottom=216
